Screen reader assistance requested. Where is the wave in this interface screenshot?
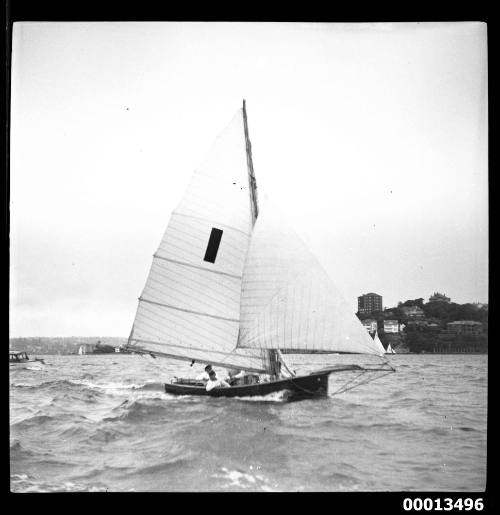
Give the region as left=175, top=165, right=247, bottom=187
left=214, top=467, right=277, bottom=491
left=129, top=457, right=192, bottom=476
left=10, top=474, right=109, bottom=493
left=103, top=397, right=170, bottom=423
left=214, top=391, right=290, bottom=403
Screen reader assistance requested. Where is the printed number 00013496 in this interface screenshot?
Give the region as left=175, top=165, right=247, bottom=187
left=403, top=498, right=484, bottom=511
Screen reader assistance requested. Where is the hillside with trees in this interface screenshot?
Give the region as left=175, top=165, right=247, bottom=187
left=357, top=298, right=488, bottom=353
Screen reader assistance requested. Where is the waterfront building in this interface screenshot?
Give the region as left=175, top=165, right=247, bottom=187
left=446, top=320, right=483, bottom=335
left=429, top=292, right=451, bottom=303
left=362, top=319, right=378, bottom=332
left=358, top=293, right=383, bottom=314
left=383, top=319, right=399, bottom=333
left=401, top=305, right=425, bottom=319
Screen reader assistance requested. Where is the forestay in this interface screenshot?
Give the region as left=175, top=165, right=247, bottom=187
left=237, top=207, right=385, bottom=356
left=128, top=109, right=270, bottom=373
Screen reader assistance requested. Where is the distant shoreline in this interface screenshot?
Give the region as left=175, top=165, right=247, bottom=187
left=9, top=336, right=487, bottom=357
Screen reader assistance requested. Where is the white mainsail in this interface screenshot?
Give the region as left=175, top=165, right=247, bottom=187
left=128, top=108, right=270, bottom=373
left=237, top=207, right=384, bottom=356
left=129, top=103, right=385, bottom=374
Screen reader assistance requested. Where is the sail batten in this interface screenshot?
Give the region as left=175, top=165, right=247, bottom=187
left=139, top=297, right=240, bottom=323
left=153, top=254, right=243, bottom=280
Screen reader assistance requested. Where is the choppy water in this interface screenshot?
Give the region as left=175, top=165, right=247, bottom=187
left=10, top=353, right=487, bottom=492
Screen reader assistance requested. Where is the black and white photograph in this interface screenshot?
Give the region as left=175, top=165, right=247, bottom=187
left=9, top=21, right=488, bottom=494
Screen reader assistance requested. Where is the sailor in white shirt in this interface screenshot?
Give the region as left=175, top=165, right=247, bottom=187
left=206, top=368, right=230, bottom=392
left=196, top=364, right=213, bottom=382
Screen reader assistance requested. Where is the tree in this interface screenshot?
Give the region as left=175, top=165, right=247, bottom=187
left=401, top=298, right=424, bottom=308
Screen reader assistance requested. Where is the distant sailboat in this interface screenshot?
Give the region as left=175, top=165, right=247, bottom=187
left=78, top=345, right=86, bottom=355
left=385, top=343, right=396, bottom=354
left=125, top=101, right=394, bottom=400
left=370, top=330, right=396, bottom=354
left=371, top=330, right=387, bottom=354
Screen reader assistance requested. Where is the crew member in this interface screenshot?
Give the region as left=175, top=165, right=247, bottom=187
left=206, top=368, right=230, bottom=392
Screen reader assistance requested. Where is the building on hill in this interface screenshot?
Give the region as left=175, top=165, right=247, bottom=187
left=405, top=320, right=428, bottom=331
left=358, top=293, right=383, bottom=314
left=383, top=320, right=399, bottom=333
left=446, top=321, right=483, bottom=335
left=401, top=305, right=425, bottom=319
left=361, top=319, right=378, bottom=332
left=428, top=292, right=451, bottom=303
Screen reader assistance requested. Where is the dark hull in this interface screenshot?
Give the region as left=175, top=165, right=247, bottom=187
left=164, top=366, right=362, bottom=401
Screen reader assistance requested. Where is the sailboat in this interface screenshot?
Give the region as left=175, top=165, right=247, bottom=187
left=371, top=330, right=396, bottom=355
left=385, top=343, right=396, bottom=354
left=125, top=100, right=394, bottom=401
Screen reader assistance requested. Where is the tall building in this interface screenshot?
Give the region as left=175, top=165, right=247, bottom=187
left=428, top=292, right=451, bottom=303
left=358, top=293, right=383, bottom=314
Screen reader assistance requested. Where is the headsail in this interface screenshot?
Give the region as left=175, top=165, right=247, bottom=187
left=237, top=206, right=385, bottom=356
left=128, top=106, right=270, bottom=373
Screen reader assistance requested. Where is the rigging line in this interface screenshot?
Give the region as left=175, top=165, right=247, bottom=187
left=328, top=368, right=372, bottom=397
left=330, top=365, right=394, bottom=396
left=333, top=369, right=395, bottom=396
left=154, top=254, right=242, bottom=280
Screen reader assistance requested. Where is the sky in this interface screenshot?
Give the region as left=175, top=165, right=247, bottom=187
left=10, top=22, right=488, bottom=337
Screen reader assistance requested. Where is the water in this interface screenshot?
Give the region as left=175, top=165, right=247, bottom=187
left=10, top=353, right=487, bottom=492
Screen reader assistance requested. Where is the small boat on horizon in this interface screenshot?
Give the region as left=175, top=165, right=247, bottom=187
left=9, top=350, right=45, bottom=368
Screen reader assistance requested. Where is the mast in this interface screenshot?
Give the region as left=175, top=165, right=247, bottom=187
left=243, top=100, right=279, bottom=376
left=243, top=99, right=259, bottom=226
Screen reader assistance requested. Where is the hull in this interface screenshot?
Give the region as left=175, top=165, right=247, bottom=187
left=10, top=360, right=44, bottom=369
left=164, top=366, right=362, bottom=401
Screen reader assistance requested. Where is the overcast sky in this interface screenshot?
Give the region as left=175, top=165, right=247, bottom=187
left=10, top=22, right=488, bottom=337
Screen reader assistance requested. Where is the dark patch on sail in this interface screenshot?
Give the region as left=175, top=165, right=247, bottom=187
left=204, top=228, right=223, bottom=263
